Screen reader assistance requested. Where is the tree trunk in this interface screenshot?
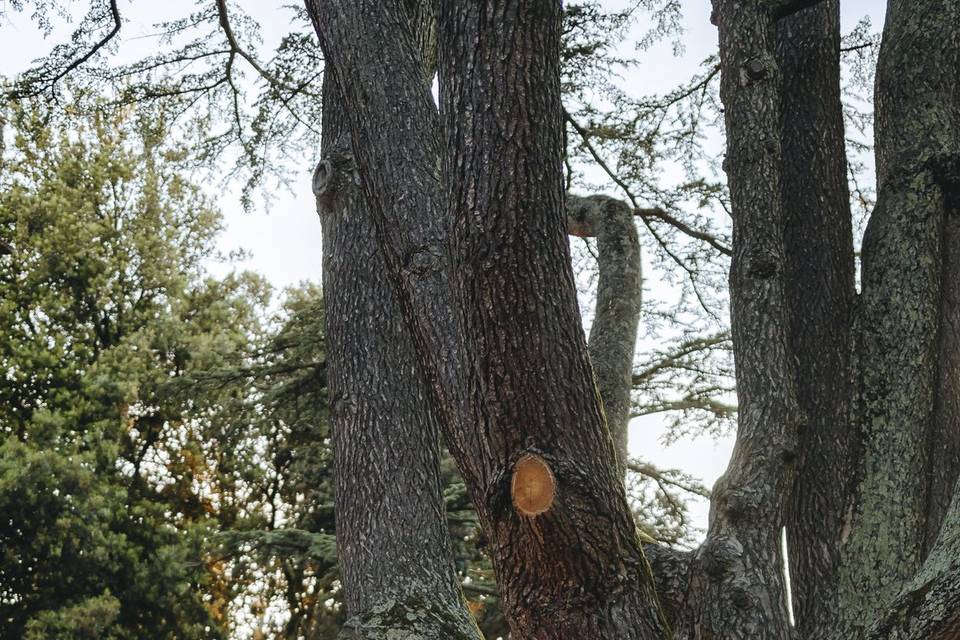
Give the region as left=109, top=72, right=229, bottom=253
left=308, top=1, right=670, bottom=638
left=834, top=1, right=960, bottom=635
left=680, top=1, right=802, bottom=637
left=774, top=2, right=857, bottom=637
left=437, top=4, right=668, bottom=635
left=311, top=5, right=480, bottom=637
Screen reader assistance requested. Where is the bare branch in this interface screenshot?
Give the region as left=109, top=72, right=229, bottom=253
left=564, top=110, right=732, bottom=256
left=215, top=0, right=314, bottom=96
left=7, top=0, right=122, bottom=99
left=627, top=460, right=712, bottom=499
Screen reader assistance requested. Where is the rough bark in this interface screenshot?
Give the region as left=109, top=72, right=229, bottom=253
left=683, top=2, right=802, bottom=638
left=568, top=194, right=643, bottom=478
left=312, top=5, right=480, bottom=638
left=868, top=474, right=960, bottom=640
left=308, top=1, right=670, bottom=638
left=437, top=4, right=668, bottom=638
left=774, top=2, right=857, bottom=637
left=926, top=98, right=960, bottom=560
left=834, top=1, right=960, bottom=635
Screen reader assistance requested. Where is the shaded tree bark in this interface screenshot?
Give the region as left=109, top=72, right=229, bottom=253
left=774, top=2, right=858, bottom=637
left=677, top=1, right=802, bottom=638
left=926, top=162, right=960, bottom=556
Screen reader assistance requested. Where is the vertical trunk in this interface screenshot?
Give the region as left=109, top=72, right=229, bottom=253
left=312, top=6, right=480, bottom=637
left=835, top=0, right=960, bottom=635
left=438, top=4, right=667, bottom=638
left=568, top=194, right=643, bottom=478
left=774, top=2, right=857, bottom=636
left=309, top=2, right=670, bottom=638
left=684, top=1, right=802, bottom=637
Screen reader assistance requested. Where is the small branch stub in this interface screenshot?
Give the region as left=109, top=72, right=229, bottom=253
left=511, top=455, right=556, bottom=517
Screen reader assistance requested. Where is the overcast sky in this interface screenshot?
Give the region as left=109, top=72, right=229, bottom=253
left=0, top=0, right=884, bottom=537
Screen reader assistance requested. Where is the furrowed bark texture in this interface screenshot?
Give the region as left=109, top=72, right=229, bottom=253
left=306, top=0, right=477, bottom=471
left=314, top=14, right=480, bottom=640
left=774, top=2, right=857, bottom=636
left=686, top=1, right=801, bottom=638
left=568, top=194, right=643, bottom=478
left=309, top=1, right=670, bottom=638
left=835, top=1, right=960, bottom=635
left=438, top=4, right=668, bottom=638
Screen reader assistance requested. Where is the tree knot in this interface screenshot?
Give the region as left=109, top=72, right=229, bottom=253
left=739, top=57, right=770, bottom=86
left=312, top=143, right=356, bottom=217
left=745, top=250, right=779, bottom=279
left=401, top=246, right=443, bottom=277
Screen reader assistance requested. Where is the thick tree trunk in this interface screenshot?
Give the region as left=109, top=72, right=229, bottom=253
left=308, top=1, right=670, bottom=638
left=436, top=4, right=667, bottom=638
left=568, top=194, right=643, bottom=478
left=311, top=6, right=480, bottom=638
left=774, top=2, right=857, bottom=637
left=834, top=1, right=960, bottom=635
left=680, top=1, right=802, bottom=638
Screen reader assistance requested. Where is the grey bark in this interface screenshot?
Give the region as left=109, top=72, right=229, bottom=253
left=568, top=194, right=643, bottom=478
left=312, top=5, right=480, bottom=638
left=680, top=1, right=802, bottom=638
left=927, top=191, right=960, bottom=555
left=834, top=1, right=960, bottom=635
left=867, top=473, right=960, bottom=640
left=307, top=1, right=670, bottom=638
left=774, top=2, right=857, bottom=637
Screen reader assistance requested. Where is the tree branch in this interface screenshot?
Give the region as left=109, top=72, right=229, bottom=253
left=627, top=460, right=711, bottom=498
left=7, top=0, right=122, bottom=99
left=567, top=194, right=642, bottom=477
left=565, top=110, right=732, bottom=257
left=215, top=0, right=307, bottom=95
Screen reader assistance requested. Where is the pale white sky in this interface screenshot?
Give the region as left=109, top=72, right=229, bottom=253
left=0, top=0, right=884, bottom=537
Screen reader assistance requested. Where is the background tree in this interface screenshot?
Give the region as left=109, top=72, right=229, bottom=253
left=0, top=100, right=338, bottom=639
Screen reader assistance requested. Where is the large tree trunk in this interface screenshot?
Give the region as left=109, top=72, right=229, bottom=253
left=307, top=1, right=960, bottom=638
left=774, top=2, right=858, bottom=637
left=437, top=5, right=667, bottom=636
left=311, top=5, right=480, bottom=638
left=307, top=1, right=670, bottom=638
left=834, top=1, right=960, bottom=635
